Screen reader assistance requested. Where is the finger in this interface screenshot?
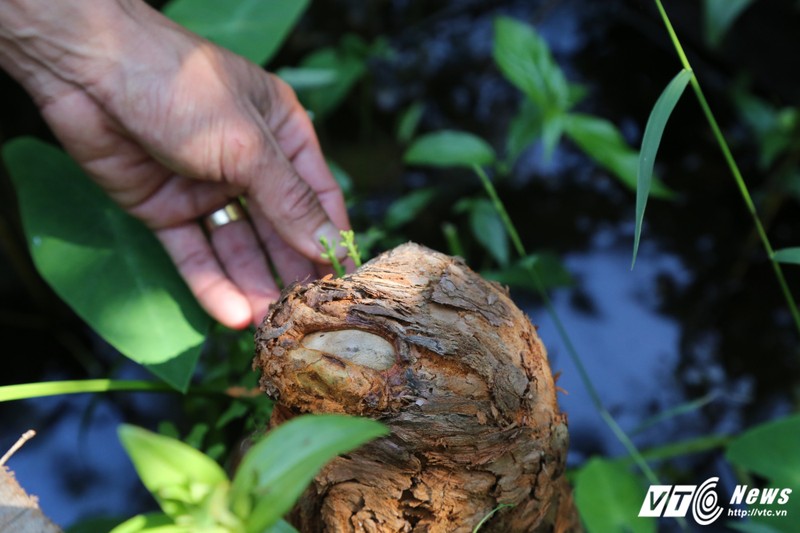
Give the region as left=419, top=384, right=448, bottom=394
left=222, top=115, right=345, bottom=265
left=156, top=225, right=251, bottom=329
left=248, top=208, right=317, bottom=286
left=264, top=76, right=351, bottom=231
left=207, top=213, right=280, bottom=325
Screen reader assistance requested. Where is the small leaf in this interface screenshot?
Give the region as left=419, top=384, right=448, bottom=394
left=726, top=414, right=800, bottom=486
left=726, top=415, right=800, bottom=533
left=109, top=513, right=182, bottom=533
left=397, top=101, right=425, bottom=144
left=574, top=458, right=656, bottom=533
left=493, top=17, right=570, bottom=112
left=483, top=253, right=573, bottom=291
left=469, top=199, right=510, bottom=267
left=231, top=414, right=387, bottom=532
left=276, top=67, right=337, bottom=91
left=298, top=35, right=370, bottom=118
left=703, top=0, right=756, bottom=48
left=3, top=138, right=210, bottom=391
left=118, top=425, right=228, bottom=518
left=632, top=69, right=692, bottom=269
left=384, top=188, right=436, bottom=230
left=563, top=113, right=673, bottom=199
left=773, top=248, right=800, bottom=265
left=506, top=99, right=542, bottom=166
left=162, top=0, right=309, bottom=66
left=404, top=131, right=496, bottom=168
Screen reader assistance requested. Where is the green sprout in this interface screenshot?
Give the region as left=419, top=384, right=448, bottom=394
left=319, top=236, right=345, bottom=277
left=339, top=229, right=362, bottom=267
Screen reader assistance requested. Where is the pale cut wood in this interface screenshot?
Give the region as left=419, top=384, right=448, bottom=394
left=0, top=466, right=61, bottom=533
left=256, top=243, right=581, bottom=532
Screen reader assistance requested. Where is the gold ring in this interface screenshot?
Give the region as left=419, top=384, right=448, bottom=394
left=203, top=201, right=246, bottom=232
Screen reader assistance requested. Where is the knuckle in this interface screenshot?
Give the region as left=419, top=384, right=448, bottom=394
left=275, top=176, right=322, bottom=224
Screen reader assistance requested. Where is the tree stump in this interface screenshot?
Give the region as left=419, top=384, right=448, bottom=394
left=254, top=243, right=579, bottom=532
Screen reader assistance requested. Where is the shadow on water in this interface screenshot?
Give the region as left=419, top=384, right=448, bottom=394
left=1, top=0, right=798, bottom=529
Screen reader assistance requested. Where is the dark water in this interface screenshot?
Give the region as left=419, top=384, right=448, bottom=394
left=1, top=0, right=799, bottom=529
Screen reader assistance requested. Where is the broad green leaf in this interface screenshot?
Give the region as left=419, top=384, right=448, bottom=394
left=703, top=0, right=756, bottom=48
left=385, top=188, right=436, bottom=230
left=118, top=425, right=228, bottom=518
left=483, top=253, right=573, bottom=291
left=493, top=17, right=569, bottom=112
left=726, top=415, right=800, bottom=533
left=230, top=414, right=388, bottom=532
left=276, top=67, right=337, bottom=91
left=563, top=114, right=673, bottom=198
left=298, top=35, right=371, bottom=118
left=404, top=131, right=496, bottom=168
left=574, top=458, right=655, bottom=533
left=632, top=69, right=692, bottom=268
left=3, top=138, right=209, bottom=391
left=162, top=0, right=309, bottom=66
left=109, top=513, right=183, bottom=533
left=773, top=247, right=800, bottom=265
left=726, top=414, right=800, bottom=486
left=469, top=199, right=510, bottom=267
left=505, top=99, right=542, bottom=167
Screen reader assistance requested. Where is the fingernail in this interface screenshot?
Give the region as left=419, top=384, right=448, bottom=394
left=315, top=222, right=347, bottom=260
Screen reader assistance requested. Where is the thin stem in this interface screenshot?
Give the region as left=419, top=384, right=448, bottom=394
left=0, top=379, right=228, bottom=402
left=0, top=430, right=36, bottom=466
left=472, top=164, right=660, bottom=486
left=655, top=0, right=800, bottom=335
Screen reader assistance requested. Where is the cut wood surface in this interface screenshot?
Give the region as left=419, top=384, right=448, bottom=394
left=255, top=243, right=580, bottom=532
left=0, top=466, right=61, bottom=533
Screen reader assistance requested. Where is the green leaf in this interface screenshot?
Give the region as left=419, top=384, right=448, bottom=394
left=118, top=425, right=228, bottom=518
left=483, top=253, right=573, bottom=291
left=632, top=69, right=692, bottom=268
left=298, top=35, right=370, bottom=118
left=469, top=199, right=510, bottom=267
left=162, top=0, right=309, bottom=66
left=726, top=415, right=800, bottom=533
left=563, top=113, right=673, bottom=198
left=541, top=111, right=565, bottom=161
left=703, top=0, right=756, bottom=48
left=574, top=458, right=656, bottom=533
left=404, top=131, right=496, bottom=168
left=397, top=101, right=425, bottom=144
left=493, top=17, right=570, bottom=112
left=276, top=67, right=337, bottom=91
left=773, top=248, right=800, bottom=265
left=385, top=188, right=436, bottom=230
left=726, top=415, right=800, bottom=486
left=3, top=138, right=210, bottom=391
left=109, top=513, right=183, bottom=533
left=505, top=99, right=542, bottom=167
left=230, top=414, right=388, bottom=532
left=266, top=520, right=300, bottom=533
left=473, top=503, right=514, bottom=532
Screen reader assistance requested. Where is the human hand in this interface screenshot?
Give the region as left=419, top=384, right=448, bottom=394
left=0, top=0, right=349, bottom=329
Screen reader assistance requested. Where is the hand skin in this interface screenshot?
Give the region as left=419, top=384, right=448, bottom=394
left=0, top=0, right=350, bottom=329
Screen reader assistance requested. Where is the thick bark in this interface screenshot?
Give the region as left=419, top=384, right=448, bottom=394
left=255, top=243, right=579, bottom=532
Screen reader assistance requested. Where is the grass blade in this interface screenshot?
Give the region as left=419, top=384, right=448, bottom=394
left=773, top=247, right=800, bottom=265
left=632, top=69, right=692, bottom=268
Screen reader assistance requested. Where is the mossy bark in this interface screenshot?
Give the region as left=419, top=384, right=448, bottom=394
left=255, top=243, right=580, bottom=532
